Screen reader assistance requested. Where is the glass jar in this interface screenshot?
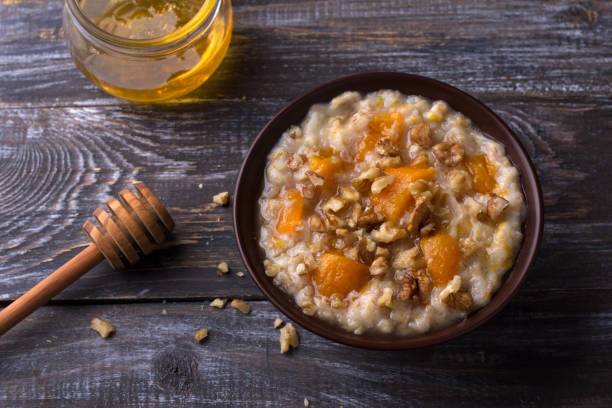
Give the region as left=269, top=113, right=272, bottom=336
left=62, top=0, right=232, bottom=102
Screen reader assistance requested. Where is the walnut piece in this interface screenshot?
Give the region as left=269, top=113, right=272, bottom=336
left=487, top=194, right=509, bottom=221
left=280, top=323, right=299, bottom=353
left=210, top=298, right=227, bottom=308
left=305, top=170, right=324, bottom=187
left=442, top=289, right=473, bottom=311
left=322, top=196, right=346, bottom=214
left=301, top=181, right=317, bottom=200
left=411, top=152, right=430, bottom=168
left=392, top=247, right=425, bottom=270
left=230, top=299, right=251, bottom=314
left=357, top=207, right=382, bottom=229
left=377, top=156, right=403, bottom=170
left=407, top=195, right=431, bottom=233
left=264, top=260, right=280, bottom=277
left=213, top=191, right=230, bottom=206
left=90, top=317, right=115, bottom=338
left=370, top=257, right=390, bottom=276
left=340, top=186, right=360, bottom=203
left=371, top=174, right=395, bottom=194
left=194, top=328, right=208, bottom=343
left=410, top=122, right=431, bottom=147
left=432, top=142, right=464, bottom=166
left=397, top=269, right=431, bottom=304
left=358, top=238, right=376, bottom=265
left=352, top=167, right=382, bottom=192
left=375, top=137, right=399, bottom=156
left=217, top=261, right=229, bottom=274
left=273, top=317, right=284, bottom=328
left=308, top=214, right=325, bottom=232
left=371, top=221, right=407, bottom=243
left=287, top=153, right=305, bottom=171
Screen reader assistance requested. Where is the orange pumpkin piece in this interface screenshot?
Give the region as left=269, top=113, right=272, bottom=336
left=420, top=232, right=462, bottom=287
left=466, top=154, right=497, bottom=194
left=355, top=112, right=404, bottom=161
left=276, top=189, right=304, bottom=234
left=309, top=155, right=344, bottom=193
left=370, top=166, right=436, bottom=222
left=313, top=253, right=371, bottom=298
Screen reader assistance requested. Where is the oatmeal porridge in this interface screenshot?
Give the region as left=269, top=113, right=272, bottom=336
left=258, top=90, right=525, bottom=336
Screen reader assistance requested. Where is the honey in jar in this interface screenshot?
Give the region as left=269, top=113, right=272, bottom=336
left=63, top=0, right=232, bottom=102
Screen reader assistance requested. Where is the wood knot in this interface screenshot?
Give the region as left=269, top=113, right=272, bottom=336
left=152, top=348, right=199, bottom=393
left=556, top=4, right=599, bottom=29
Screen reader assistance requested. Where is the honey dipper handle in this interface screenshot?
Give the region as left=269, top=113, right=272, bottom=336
left=0, top=244, right=104, bottom=336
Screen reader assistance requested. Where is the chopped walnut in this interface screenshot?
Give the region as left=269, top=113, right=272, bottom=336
left=287, top=153, right=304, bottom=171
left=411, top=152, right=430, bottom=168
left=301, top=181, right=317, bottom=200
left=376, top=287, right=394, bottom=307
left=305, top=170, right=324, bottom=187
left=377, top=156, right=403, bottom=169
left=213, top=191, right=230, bottom=206
left=398, top=273, right=418, bottom=301
left=340, top=186, right=360, bottom=203
left=375, top=137, right=399, bottom=156
left=90, top=317, right=115, bottom=338
left=194, top=328, right=208, bottom=343
left=392, top=247, right=425, bottom=270
left=308, top=214, right=325, bottom=232
left=371, top=174, right=395, bottom=194
left=348, top=203, right=362, bottom=228
left=344, top=245, right=359, bottom=260
left=330, top=293, right=346, bottom=309
left=370, top=257, right=390, bottom=276
left=357, top=207, right=382, bottom=229
left=210, top=298, right=227, bottom=308
left=351, top=167, right=382, bottom=192
left=397, top=269, right=431, bottom=304
left=280, top=323, right=299, bottom=353
left=322, top=196, right=346, bottom=214
left=448, top=169, right=472, bottom=193
left=375, top=246, right=390, bottom=258
left=273, top=317, right=284, bottom=328
left=410, top=122, right=431, bottom=147
left=358, top=238, right=376, bottom=265
left=487, top=194, right=509, bottom=221
left=442, top=289, right=473, bottom=311
left=407, top=195, right=431, bottom=233
left=371, top=221, right=407, bottom=243
left=264, top=260, right=280, bottom=277
left=217, top=261, right=229, bottom=274
left=336, top=228, right=357, bottom=246
left=230, top=299, right=251, bottom=314
left=432, top=142, right=464, bottom=166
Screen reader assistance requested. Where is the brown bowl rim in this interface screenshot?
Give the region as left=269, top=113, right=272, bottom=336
left=233, top=72, right=543, bottom=350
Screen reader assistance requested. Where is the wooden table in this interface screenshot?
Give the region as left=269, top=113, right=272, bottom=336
left=1, top=1, right=610, bottom=406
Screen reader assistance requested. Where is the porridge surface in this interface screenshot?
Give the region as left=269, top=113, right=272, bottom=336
left=258, top=90, right=525, bottom=336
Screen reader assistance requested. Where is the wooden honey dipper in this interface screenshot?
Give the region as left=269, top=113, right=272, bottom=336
left=0, top=182, right=174, bottom=336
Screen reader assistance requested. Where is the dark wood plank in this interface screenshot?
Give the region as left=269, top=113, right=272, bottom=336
left=1, top=291, right=611, bottom=407
left=1, top=96, right=610, bottom=300
left=0, top=0, right=609, bottom=108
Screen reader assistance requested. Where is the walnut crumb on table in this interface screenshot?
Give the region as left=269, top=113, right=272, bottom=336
left=194, top=328, right=208, bottom=343
left=90, top=318, right=115, bottom=338
left=217, top=262, right=229, bottom=274
left=230, top=299, right=251, bottom=314
left=210, top=298, right=227, bottom=308
left=280, top=323, right=299, bottom=353
left=304, top=398, right=310, bottom=407
left=212, top=191, right=229, bottom=206
left=273, top=317, right=283, bottom=328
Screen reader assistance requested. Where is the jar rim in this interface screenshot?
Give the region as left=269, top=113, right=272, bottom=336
left=64, top=0, right=223, bottom=55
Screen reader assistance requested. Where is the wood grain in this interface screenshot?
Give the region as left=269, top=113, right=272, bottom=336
left=0, top=0, right=611, bottom=405
left=1, top=293, right=611, bottom=407
left=0, top=96, right=610, bottom=300
left=0, top=0, right=610, bottom=108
